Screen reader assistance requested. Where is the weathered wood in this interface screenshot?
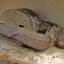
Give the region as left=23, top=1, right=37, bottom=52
left=0, top=22, right=51, bottom=50
left=0, top=8, right=41, bottom=32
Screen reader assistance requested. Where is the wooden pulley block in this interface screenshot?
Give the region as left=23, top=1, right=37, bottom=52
left=0, top=8, right=41, bottom=32
left=0, top=8, right=62, bottom=50
left=0, top=8, right=52, bottom=50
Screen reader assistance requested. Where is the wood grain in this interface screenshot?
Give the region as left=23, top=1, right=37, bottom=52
left=0, top=22, right=51, bottom=50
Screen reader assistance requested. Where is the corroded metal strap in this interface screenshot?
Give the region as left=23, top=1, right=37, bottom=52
left=0, top=23, right=51, bottom=51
